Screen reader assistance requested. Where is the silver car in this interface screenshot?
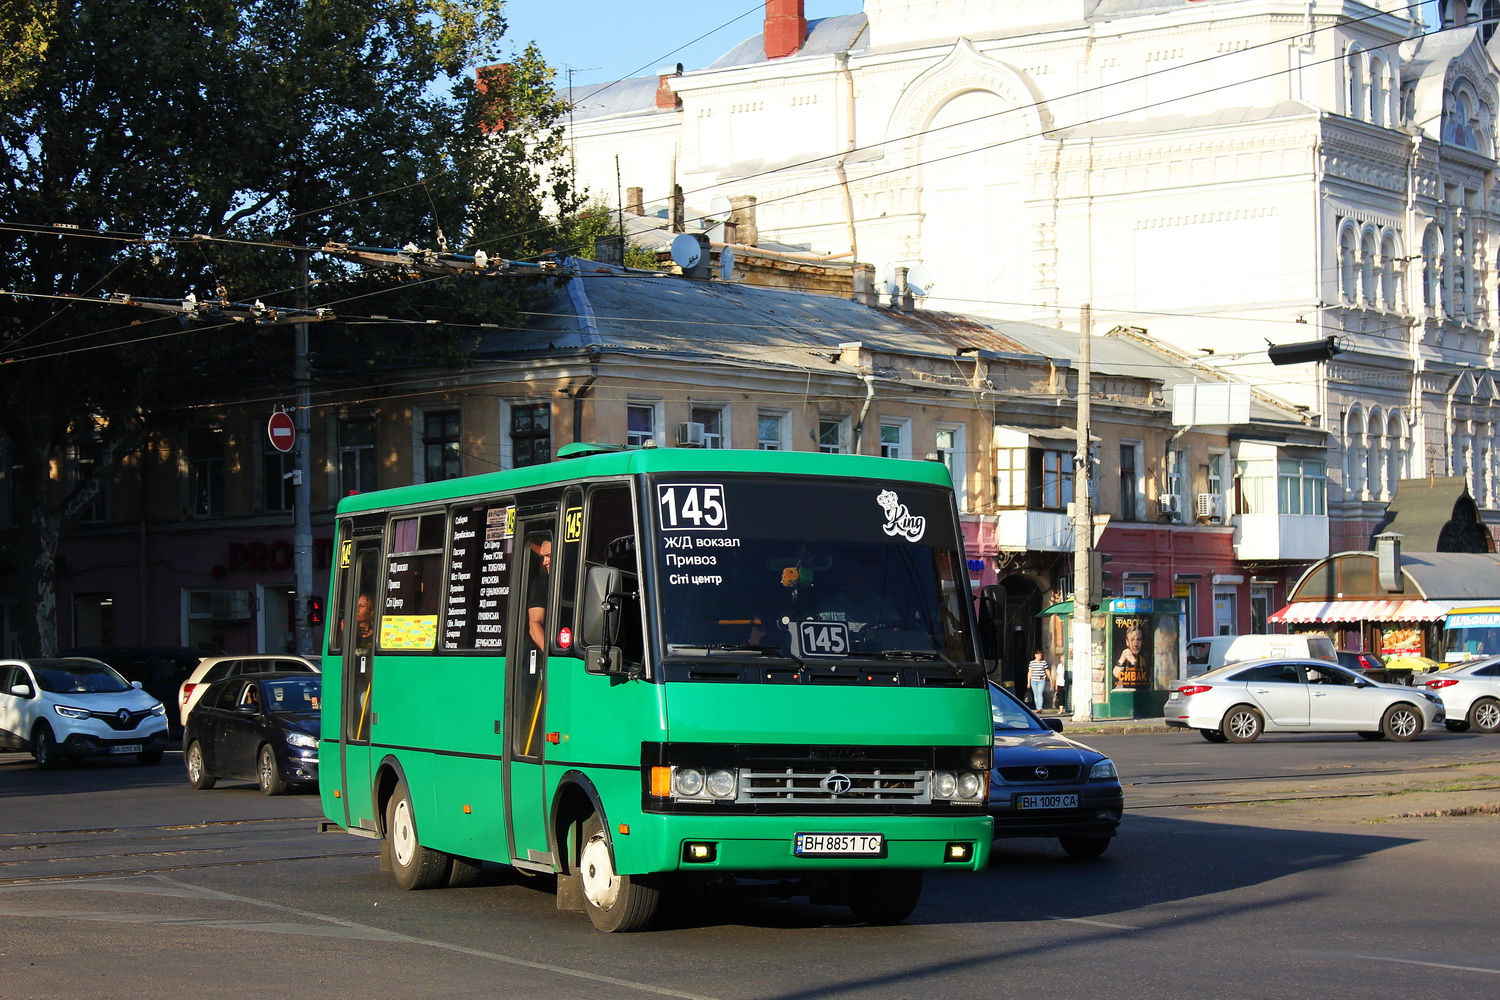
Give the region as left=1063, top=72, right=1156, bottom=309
left=1420, top=656, right=1500, bottom=733
left=1163, top=658, right=1445, bottom=743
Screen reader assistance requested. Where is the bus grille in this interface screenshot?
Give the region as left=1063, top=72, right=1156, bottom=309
left=737, top=766, right=929, bottom=805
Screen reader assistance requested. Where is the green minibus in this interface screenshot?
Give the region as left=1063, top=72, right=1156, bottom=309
left=319, top=444, right=993, bottom=930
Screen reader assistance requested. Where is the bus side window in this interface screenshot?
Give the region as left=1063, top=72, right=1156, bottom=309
left=583, top=486, right=642, bottom=668
left=555, top=487, right=583, bottom=653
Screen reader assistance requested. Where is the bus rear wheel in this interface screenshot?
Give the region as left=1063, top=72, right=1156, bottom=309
left=386, top=780, right=450, bottom=890
left=579, top=815, right=659, bottom=932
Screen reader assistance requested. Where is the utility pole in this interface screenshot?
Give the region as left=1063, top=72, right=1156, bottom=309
left=1071, top=304, right=1094, bottom=723
left=292, top=247, right=314, bottom=655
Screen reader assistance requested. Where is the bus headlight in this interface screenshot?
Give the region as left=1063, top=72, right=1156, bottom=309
left=931, top=769, right=987, bottom=802
left=655, top=766, right=739, bottom=801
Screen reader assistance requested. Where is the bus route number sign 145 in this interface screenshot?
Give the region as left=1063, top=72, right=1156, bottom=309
left=658, top=484, right=728, bottom=531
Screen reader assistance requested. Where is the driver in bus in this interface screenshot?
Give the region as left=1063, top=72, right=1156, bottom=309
left=526, top=531, right=553, bottom=652
left=818, top=557, right=895, bottom=632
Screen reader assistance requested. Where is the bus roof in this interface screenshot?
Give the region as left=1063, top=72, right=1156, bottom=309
left=335, top=447, right=956, bottom=516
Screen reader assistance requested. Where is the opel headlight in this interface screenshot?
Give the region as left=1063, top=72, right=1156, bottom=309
left=1090, top=759, right=1118, bottom=779
left=285, top=732, right=318, bottom=749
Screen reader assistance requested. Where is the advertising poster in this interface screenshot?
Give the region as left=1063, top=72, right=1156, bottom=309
left=1111, top=614, right=1152, bottom=689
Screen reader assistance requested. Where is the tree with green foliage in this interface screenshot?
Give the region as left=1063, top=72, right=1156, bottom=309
left=0, top=0, right=579, bottom=654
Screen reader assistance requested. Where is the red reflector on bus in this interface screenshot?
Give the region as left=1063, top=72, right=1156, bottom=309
left=545, top=732, right=560, bottom=744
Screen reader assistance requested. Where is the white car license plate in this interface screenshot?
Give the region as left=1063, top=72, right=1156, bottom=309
left=1017, top=793, right=1078, bottom=810
left=794, top=833, right=884, bottom=857
left=110, top=744, right=142, bottom=754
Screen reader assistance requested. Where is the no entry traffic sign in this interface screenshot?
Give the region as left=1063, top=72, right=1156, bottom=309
left=267, top=410, right=296, bottom=453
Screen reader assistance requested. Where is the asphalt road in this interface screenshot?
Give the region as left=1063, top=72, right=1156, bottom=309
left=2, top=732, right=1498, bottom=1000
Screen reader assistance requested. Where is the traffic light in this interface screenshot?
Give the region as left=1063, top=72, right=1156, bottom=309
left=308, top=596, right=324, bottom=627
left=1268, top=336, right=1341, bottom=365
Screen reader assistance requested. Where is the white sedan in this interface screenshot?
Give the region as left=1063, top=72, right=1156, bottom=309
left=1163, top=658, right=1446, bottom=743
left=1421, top=656, right=1500, bottom=733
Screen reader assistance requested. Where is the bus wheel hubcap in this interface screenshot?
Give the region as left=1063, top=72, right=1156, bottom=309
left=580, top=834, right=618, bottom=909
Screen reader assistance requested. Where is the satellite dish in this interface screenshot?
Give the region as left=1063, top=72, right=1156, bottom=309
left=670, top=233, right=704, bottom=269
left=707, top=195, right=733, bottom=221
left=720, top=245, right=735, bottom=281
left=904, top=264, right=935, bottom=297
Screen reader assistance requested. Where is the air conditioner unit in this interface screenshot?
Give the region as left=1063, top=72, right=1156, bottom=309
left=211, top=589, right=252, bottom=622
left=676, top=421, right=706, bottom=447
left=1158, top=494, right=1181, bottom=514
left=1196, top=492, right=1224, bottom=520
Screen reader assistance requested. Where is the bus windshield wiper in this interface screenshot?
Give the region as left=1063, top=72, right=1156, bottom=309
left=667, top=643, right=788, bottom=656
left=869, top=647, right=978, bottom=679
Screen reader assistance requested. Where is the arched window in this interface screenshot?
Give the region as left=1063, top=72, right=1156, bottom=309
left=1380, top=232, right=1401, bottom=309
left=1340, top=225, right=1359, bottom=303
left=1384, top=411, right=1406, bottom=499
left=1360, top=229, right=1377, bottom=305
left=1345, top=407, right=1367, bottom=500
left=1347, top=46, right=1367, bottom=120
left=1445, top=88, right=1480, bottom=150
left=1365, top=406, right=1383, bottom=501
left=1369, top=55, right=1386, bottom=127
left=1422, top=225, right=1443, bottom=314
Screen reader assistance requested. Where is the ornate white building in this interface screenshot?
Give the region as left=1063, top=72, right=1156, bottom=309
left=561, top=0, right=1500, bottom=552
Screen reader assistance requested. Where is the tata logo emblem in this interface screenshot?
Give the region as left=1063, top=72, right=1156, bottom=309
left=1033, top=766, right=1050, bottom=780
left=821, top=773, right=854, bottom=795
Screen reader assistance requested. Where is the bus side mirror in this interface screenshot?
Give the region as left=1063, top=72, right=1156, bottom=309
left=977, top=586, right=1002, bottom=662
left=581, top=565, right=634, bottom=676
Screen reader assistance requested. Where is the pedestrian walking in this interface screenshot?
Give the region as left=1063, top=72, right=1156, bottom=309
left=1027, top=650, right=1051, bottom=710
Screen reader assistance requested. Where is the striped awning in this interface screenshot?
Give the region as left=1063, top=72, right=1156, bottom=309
left=1267, top=599, right=1451, bottom=625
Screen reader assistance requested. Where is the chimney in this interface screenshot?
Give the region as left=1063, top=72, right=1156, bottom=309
left=729, top=195, right=758, bottom=247
left=626, top=187, right=644, bottom=216
left=764, top=0, right=807, bottom=61
left=655, top=64, right=682, bottom=111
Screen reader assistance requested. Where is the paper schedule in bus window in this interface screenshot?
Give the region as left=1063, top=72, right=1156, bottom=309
left=443, top=503, right=513, bottom=650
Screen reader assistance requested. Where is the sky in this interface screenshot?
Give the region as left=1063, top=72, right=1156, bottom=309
left=499, top=1, right=855, bottom=88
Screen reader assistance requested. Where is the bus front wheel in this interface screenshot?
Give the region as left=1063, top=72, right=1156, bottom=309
left=847, top=870, right=923, bottom=924
left=578, top=815, right=659, bottom=932
left=386, top=781, right=450, bottom=890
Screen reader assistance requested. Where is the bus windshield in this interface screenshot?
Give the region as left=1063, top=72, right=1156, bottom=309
left=1442, top=608, right=1500, bottom=661
left=652, top=476, right=976, bottom=667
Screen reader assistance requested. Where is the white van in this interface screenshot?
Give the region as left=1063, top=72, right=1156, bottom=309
left=1184, top=633, right=1337, bottom=677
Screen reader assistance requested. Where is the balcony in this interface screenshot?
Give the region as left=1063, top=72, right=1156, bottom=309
left=1232, top=512, right=1329, bottom=562
left=994, top=509, right=1072, bottom=552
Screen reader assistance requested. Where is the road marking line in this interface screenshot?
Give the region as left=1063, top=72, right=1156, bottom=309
left=1046, top=915, right=1136, bottom=929
left=0, top=876, right=725, bottom=1000
left=1356, top=955, right=1500, bottom=975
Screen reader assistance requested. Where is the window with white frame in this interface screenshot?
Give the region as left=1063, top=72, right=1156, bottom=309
left=1380, top=232, right=1401, bottom=309
left=627, top=401, right=660, bottom=448
left=690, top=405, right=727, bottom=448
left=936, top=423, right=967, bottom=507
left=757, top=410, right=787, bottom=450
left=995, top=446, right=1026, bottom=507
left=1166, top=447, right=1184, bottom=500
left=1339, top=224, right=1358, bottom=303
left=878, top=418, right=910, bottom=460
left=1422, top=224, right=1443, bottom=315
left=818, top=416, right=848, bottom=454
left=1206, top=449, right=1227, bottom=508
left=1346, top=45, right=1366, bottom=120
left=1359, top=229, right=1377, bottom=305
left=1278, top=459, right=1326, bottom=515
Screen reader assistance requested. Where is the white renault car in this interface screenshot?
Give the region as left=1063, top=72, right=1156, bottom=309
left=1164, top=657, right=1445, bottom=743
left=1420, top=655, right=1500, bottom=733
left=0, top=657, right=170, bottom=767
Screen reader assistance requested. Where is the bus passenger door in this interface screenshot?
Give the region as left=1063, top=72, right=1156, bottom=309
left=338, top=539, right=381, bottom=834
left=505, top=514, right=555, bottom=868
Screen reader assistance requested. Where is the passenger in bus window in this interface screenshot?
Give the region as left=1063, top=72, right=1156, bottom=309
left=527, top=532, right=553, bottom=651
left=356, top=593, right=375, bottom=643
